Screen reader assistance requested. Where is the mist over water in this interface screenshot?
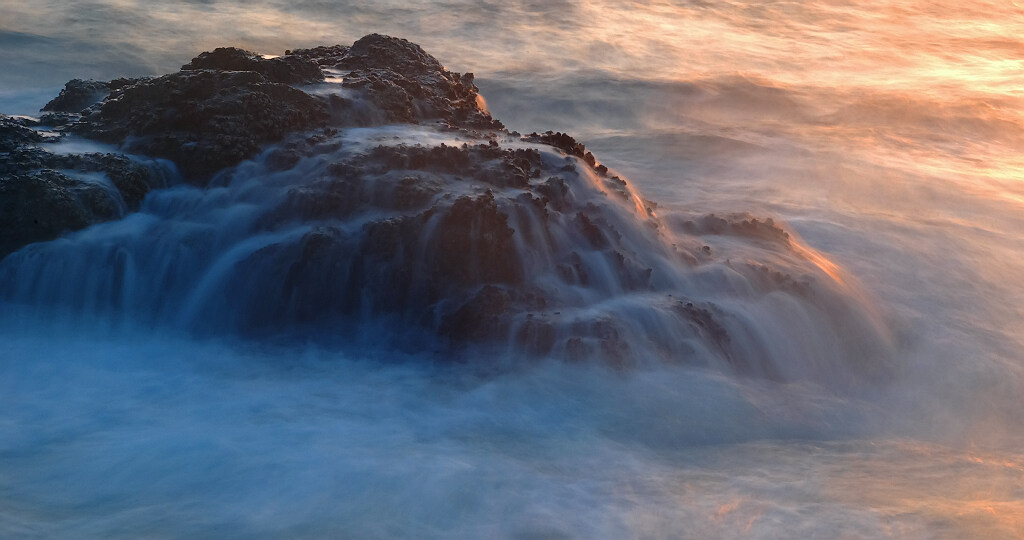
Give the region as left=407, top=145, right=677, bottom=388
left=2, top=0, right=1024, bottom=538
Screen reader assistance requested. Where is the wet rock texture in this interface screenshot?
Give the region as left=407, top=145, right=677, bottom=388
left=0, top=169, right=115, bottom=258
left=42, top=79, right=112, bottom=113
left=3, top=32, right=502, bottom=256
left=182, top=47, right=325, bottom=85
left=41, top=34, right=500, bottom=184
left=292, top=34, right=498, bottom=129
left=71, top=69, right=329, bottom=180
left=0, top=34, right=836, bottom=372
left=220, top=131, right=696, bottom=367
left=0, top=114, right=157, bottom=259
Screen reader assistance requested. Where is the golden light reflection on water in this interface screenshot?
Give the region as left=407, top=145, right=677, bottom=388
left=572, top=0, right=1024, bottom=205
left=571, top=0, right=1024, bottom=94
left=658, top=439, right=1024, bottom=539
left=827, top=441, right=1024, bottom=539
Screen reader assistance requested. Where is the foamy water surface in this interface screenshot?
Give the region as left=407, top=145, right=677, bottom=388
left=2, top=1, right=1023, bottom=537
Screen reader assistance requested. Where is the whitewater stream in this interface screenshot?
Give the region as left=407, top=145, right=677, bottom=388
left=2, top=1, right=1023, bottom=538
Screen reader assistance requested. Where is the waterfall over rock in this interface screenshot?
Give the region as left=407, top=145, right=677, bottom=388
left=0, top=34, right=894, bottom=384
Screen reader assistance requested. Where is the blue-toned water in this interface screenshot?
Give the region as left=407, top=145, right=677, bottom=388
left=2, top=1, right=1023, bottom=537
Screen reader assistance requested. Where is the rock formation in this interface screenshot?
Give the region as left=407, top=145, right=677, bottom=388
left=0, top=34, right=892, bottom=378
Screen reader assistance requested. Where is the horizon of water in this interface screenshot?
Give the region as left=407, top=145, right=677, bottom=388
left=2, top=1, right=1024, bottom=538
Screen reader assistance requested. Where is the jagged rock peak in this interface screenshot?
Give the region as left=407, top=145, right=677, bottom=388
left=182, top=47, right=325, bottom=85
left=340, top=33, right=446, bottom=75
left=41, top=79, right=111, bottom=113
left=291, top=33, right=496, bottom=129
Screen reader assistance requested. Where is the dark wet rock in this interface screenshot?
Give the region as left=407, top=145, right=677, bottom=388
left=743, top=263, right=812, bottom=296
left=254, top=170, right=546, bottom=344
left=536, top=176, right=572, bottom=210
left=0, top=157, right=153, bottom=259
left=440, top=284, right=549, bottom=345
left=0, top=115, right=43, bottom=151
left=72, top=69, right=329, bottom=181
left=276, top=176, right=365, bottom=222
left=609, top=250, right=653, bottom=290
left=440, top=284, right=514, bottom=342
left=479, top=148, right=541, bottom=188
left=675, top=301, right=731, bottom=352
left=292, top=34, right=500, bottom=129
left=357, top=143, right=540, bottom=189
left=42, top=79, right=110, bottom=113
left=603, top=174, right=631, bottom=199
left=392, top=175, right=443, bottom=210
left=37, top=112, right=80, bottom=127
left=285, top=45, right=350, bottom=66
left=46, top=153, right=154, bottom=210
left=677, top=213, right=791, bottom=244
left=0, top=147, right=154, bottom=212
left=0, top=169, right=120, bottom=259
left=556, top=251, right=590, bottom=286
left=352, top=215, right=427, bottom=315
left=0, top=114, right=40, bottom=128
left=1, top=35, right=856, bottom=374
left=563, top=317, right=632, bottom=366
left=670, top=300, right=778, bottom=376
left=268, top=181, right=526, bottom=318
left=107, top=77, right=149, bottom=91
left=270, top=168, right=444, bottom=228
left=35, top=34, right=499, bottom=183
left=264, top=147, right=303, bottom=172
left=575, top=211, right=609, bottom=249
left=0, top=147, right=47, bottom=176
left=240, top=125, right=683, bottom=362
left=229, top=226, right=356, bottom=332
left=524, top=131, right=596, bottom=167
left=182, top=47, right=324, bottom=85
left=341, top=34, right=446, bottom=76
left=0, top=114, right=159, bottom=258
left=368, top=143, right=474, bottom=174
left=435, top=191, right=522, bottom=287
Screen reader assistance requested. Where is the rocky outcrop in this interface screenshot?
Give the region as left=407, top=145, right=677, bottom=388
left=0, top=35, right=879, bottom=377
left=1, top=169, right=121, bottom=259
left=675, top=213, right=791, bottom=245
left=181, top=47, right=324, bottom=85
left=0, top=114, right=157, bottom=259
left=31, top=34, right=500, bottom=184
left=0, top=115, right=42, bottom=151
left=292, top=34, right=500, bottom=129
left=222, top=133, right=671, bottom=362
left=0, top=35, right=669, bottom=355
left=71, top=69, right=329, bottom=181
left=42, top=79, right=111, bottom=113
left=2, top=33, right=501, bottom=255
left=285, top=44, right=349, bottom=66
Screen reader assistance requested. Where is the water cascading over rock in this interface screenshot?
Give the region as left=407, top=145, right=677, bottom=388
left=0, top=34, right=895, bottom=383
